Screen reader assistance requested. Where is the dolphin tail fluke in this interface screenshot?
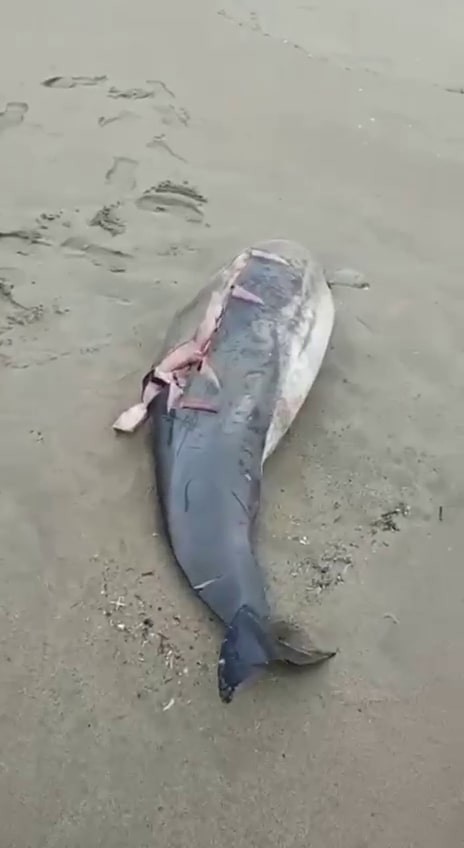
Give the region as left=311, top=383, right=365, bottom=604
left=218, top=605, right=276, bottom=703
left=217, top=606, right=336, bottom=703
left=270, top=619, right=337, bottom=666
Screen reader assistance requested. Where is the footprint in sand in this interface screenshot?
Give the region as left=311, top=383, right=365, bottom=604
left=155, top=103, right=190, bottom=128
left=136, top=181, right=206, bottom=224
left=90, top=205, right=125, bottom=237
left=0, top=228, right=49, bottom=252
left=98, top=111, right=139, bottom=127
left=105, top=156, right=138, bottom=193
left=145, top=80, right=175, bottom=98
left=42, top=75, right=107, bottom=88
left=146, top=134, right=186, bottom=162
left=108, top=86, right=154, bottom=100
left=0, top=277, right=45, bottom=334
left=107, top=80, right=175, bottom=101
left=62, top=236, right=131, bottom=273
left=155, top=181, right=206, bottom=204
left=0, top=102, right=28, bottom=133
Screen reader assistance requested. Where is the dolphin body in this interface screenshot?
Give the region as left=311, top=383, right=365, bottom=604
left=137, top=239, right=336, bottom=702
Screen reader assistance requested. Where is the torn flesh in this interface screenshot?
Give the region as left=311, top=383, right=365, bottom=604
left=112, top=378, right=163, bottom=433
left=113, top=248, right=274, bottom=433
left=112, top=402, right=148, bottom=433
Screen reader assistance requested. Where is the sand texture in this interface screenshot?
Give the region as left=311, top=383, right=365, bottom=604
left=1, top=1, right=464, bottom=845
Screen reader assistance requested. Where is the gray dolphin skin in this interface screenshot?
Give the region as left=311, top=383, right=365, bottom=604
left=141, top=240, right=336, bottom=702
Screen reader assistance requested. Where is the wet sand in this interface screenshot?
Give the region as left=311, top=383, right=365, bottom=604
left=1, top=1, right=464, bottom=845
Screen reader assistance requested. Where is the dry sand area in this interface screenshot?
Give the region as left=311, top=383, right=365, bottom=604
left=1, top=1, right=464, bottom=845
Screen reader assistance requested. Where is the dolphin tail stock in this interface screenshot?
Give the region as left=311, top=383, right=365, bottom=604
left=217, top=605, right=336, bottom=703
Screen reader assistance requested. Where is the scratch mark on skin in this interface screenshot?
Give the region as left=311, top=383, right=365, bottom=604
left=198, top=358, right=220, bottom=389
left=180, top=399, right=218, bottom=412
left=175, top=422, right=190, bottom=459
left=231, top=490, right=249, bottom=516
left=184, top=479, right=192, bottom=512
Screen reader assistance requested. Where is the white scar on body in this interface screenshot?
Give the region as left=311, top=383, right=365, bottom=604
left=194, top=578, right=219, bottom=591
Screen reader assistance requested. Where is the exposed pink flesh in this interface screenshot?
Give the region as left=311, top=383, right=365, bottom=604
left=158, top=338, right=202, bottom=374
left=227, top=250, right=250, bottom=285
left=141, top=380, right=162, bottom=407
left=195, top=291, right=226, bottom=348
left=156, top=251, right=256, bottom=382
left=113, top=402, right=148, bottom=433
left=231, top=284, right=264, bottom=305
left=154, top=368, right=171, bottom=384
left=194, top=252, right=258, bottom=349
left=174, top=365, right=190, bottom=387
left=114, top=249, right=268, bottom=437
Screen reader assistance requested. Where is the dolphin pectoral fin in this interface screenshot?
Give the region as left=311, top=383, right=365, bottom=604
left=270, top=620, right=337, bottom=666
left=275, top=638, right=336, bottom=666
left=231, top=285, right=264, bottom=305
left=326, top=267, right=370, bottom=290
left=113, top=402, right=147, bottom=433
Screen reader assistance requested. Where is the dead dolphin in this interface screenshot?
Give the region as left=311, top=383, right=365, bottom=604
left=114, top=239, right=336, bottom=702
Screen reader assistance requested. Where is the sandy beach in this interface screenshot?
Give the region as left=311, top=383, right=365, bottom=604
left=1, top=1, right=464, bottom=845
